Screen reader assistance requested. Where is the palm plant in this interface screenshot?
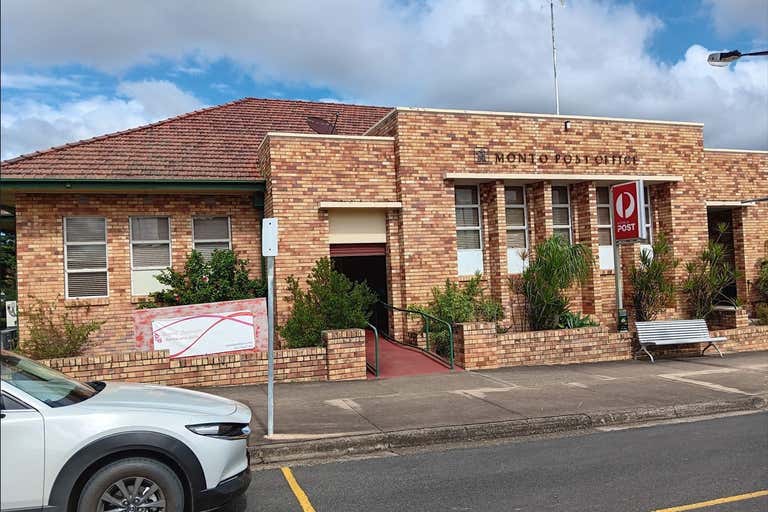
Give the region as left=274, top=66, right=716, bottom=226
left=516, top=235, right=592, bottom=330
left=629, top=234, right=678, bottom=322
left=682, top=224, right=742, bottom=320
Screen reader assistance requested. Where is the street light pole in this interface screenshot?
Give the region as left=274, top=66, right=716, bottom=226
left=708, top=49, right=768, bottom=66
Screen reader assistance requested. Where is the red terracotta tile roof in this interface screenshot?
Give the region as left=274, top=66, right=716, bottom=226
left=0, top=98, right=391, bottom=180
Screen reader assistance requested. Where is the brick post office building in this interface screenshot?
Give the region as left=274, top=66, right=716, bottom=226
left=1, top=97, right=766, bottom=355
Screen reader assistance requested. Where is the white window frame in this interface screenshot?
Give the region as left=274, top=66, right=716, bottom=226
left=192, top=216, right=232, bottom=256
left=63, top=217, right=109, bottom=299
left=455, top=185, right=483, bottom=275
left=597, top=187, right=614, bottom=270
left=129, top=216, right=172, bottom=296
left=640, top=186, right=654, bottom=258
left=552, top=185, right=573, bottom=243
left=505, top=185, right=528, bottom=274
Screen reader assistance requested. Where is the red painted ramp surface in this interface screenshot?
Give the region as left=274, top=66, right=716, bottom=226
left=366, top=330, right=455, bottom=379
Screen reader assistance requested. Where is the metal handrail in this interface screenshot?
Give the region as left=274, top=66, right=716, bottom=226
left=374, top=302, right=454, bottom=369
left=366, top=322, right=380, bottom=377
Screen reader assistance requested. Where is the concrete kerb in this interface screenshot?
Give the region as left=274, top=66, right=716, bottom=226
left=247, top=396, right=767, bottom=467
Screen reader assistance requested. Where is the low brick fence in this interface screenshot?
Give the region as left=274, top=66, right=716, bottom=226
left=41, top=328, right=367, bottom=388
left=455, top=323, right=768, bottom=370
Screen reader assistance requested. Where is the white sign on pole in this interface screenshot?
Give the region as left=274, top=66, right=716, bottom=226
left=5, top=301, right=17, bottom=328
left=262, top=218, right=278, bottom=256
left=262, top=218, right=278, bottom=436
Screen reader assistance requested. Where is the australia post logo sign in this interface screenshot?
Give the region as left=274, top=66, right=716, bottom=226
left=612, top=181, right=647, bottom=242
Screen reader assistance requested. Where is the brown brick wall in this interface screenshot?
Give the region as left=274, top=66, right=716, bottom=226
left=40, top=327, right=367, bottom=387
left=15, top=193, right=262, bottom=354
left=259, top=134, right=397, bottom=330
left=323, top=328, right=368, bottom=381
left=456, top=322, right=768, bottom=369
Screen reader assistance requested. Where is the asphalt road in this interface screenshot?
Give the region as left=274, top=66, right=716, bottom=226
left=242, top=412, right=768, bottom=512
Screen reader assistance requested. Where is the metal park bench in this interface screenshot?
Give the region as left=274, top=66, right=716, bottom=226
left=635, top=319, right=726, bottom=363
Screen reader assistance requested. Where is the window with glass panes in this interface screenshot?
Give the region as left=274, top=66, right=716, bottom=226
left=193, top=217, right=231, bottom=259
left=64, top=217, right=108, bottom=298
left=505, top=186, right=528, bottom=273
left=455, top=185, right=483, bottom=275
left=551, top=186, right=572, bottom=242
left=597, top=187, right=614, bottom=270
left=130, top=217, right=171, bottom=295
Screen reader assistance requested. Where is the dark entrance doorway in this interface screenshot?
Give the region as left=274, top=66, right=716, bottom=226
left=331, top=246, right=389, bottom=333
left=707, top=208, right=738, bottom=304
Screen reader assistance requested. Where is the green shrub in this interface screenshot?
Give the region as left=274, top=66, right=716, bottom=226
left=140, top=249, right=265, bottom=308
left=756, top=303, right=768, bottom=325
left=20, top=300, right=104, bottom=359
left=279, top=258, right=378, bottom=348
left=629, top=234, right=679, bottom=322
left=410, top=274, right=504, bottom=356
left=682, top=226, right=742, bottom=319
left=558, top=311, right=598, bottom=329
left=515, top=235, right=592, bottom=331
left=755, top=257, right=768, bottom=302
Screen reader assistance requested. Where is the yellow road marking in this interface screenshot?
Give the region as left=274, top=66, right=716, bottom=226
left=653, top=489, right=768, bottom=511
left=281, top=467, right=317, bottom=512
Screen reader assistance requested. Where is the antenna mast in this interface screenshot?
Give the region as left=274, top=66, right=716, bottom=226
left=550, top=0, right=562, bottom=115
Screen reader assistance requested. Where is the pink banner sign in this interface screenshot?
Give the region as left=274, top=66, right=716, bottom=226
left=134, top=298, right=268, bottom=358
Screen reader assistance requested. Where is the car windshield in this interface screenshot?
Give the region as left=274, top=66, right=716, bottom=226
left=0, top=350, right=97, bottom=407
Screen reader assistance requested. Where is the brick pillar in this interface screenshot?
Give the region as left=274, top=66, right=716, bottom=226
left=385, top=209, right=407, bottom=341
left=528, top=181, right=553, bottom=247
left=571, top=182, right=599, bottom=315
left=480, top=181, right=510, bottom=311
left=454, top=322, right=498, bottom=370
left=323, top=328, right=367, bottom=381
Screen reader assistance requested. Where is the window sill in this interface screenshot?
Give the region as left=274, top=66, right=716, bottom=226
left=131, top=295, right=152, bottom=304
left=65, top=297, right=109, bottom=307
left=600, top=270, right=616, bottom=276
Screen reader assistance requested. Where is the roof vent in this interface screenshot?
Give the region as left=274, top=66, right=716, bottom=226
left=306, top=113, right=339, bottom=134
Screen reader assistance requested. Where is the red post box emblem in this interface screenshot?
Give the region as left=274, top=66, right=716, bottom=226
left=611, top=181, right=647, bottom=241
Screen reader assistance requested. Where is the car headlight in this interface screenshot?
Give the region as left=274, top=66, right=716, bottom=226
left=186, top=423, right=251, bottom=440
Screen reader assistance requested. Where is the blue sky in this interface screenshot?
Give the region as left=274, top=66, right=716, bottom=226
left=1, top=0, right=767, bottom=159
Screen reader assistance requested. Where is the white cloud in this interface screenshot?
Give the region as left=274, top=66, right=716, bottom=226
left=0, top=72, right=78, bottom=89
left=704, top=0, right=768, bottom=39
left=1, top=0, right=767, bottom=150
left=1, top=80, right=204, bottom=159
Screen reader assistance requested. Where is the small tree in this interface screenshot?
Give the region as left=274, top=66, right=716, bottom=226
left=682, top=225, right=742, bottom=320
left=515, top=235, right=593, bottom=331
left=410, top=274, right=504, bottom=356
left=279, top=258, right=378, bottom=348
left=629, top=234, right=679, bottom=322
left=755, top=257, right=768, bottom=303
left=21, top=300, right=104, bottom=359
left=141, top=249, right=265, bottom=307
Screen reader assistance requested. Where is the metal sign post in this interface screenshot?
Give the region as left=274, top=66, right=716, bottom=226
left=610, top=181, right=646, bottom=332
left=262, top=218, right=278, bottom=436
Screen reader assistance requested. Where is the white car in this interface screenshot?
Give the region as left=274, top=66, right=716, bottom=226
left=0, top=350, right=252, bottom=512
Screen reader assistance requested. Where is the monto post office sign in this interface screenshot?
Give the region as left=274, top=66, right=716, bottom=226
left=474, top=147, right=638, bottom=167
left=611, top=181, right=647, bottom=242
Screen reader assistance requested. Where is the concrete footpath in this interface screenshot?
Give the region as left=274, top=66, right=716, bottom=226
left=203, top=351, right=768, bottom=466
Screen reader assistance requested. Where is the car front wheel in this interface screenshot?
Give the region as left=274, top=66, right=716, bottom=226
left=77, top=457, right=184, bottom=512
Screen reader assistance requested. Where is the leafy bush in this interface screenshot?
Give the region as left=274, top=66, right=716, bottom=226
left=558, top=311, right=598, bottom=329
left=756, top=303, right=768, bottom=326
left=140, top=249, right=265, bottom=308
left=515, top=236, right=592, bottom=331
left=682, top=226, right=742, bottom=320
left=279, top=258, right=378, bottom=348
left=629, top=234, right=679, bottom=322
left=410, top=274, right=504, bottom=356
left=755, top=257, right=768, bottom=302
left=21, top=300, right=104, bottom=359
